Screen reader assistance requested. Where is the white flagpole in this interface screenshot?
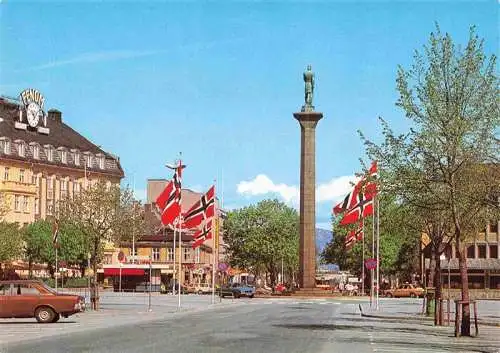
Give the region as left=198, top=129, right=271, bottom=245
left=362, top=222, right=365, bottom=296
left=178, top=216, right=182, bottom=310
left=55, top=246, right=58, bottom=292
left=173, top=227, right=176, bottom=296
left=211, top=180, right=217, bottom=304
left=371, top=204, right=375, bottom=308
left=376, top=196, right=380, bottom=310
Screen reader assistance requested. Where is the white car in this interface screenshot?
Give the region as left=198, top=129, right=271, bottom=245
left=194, top=283, right=212, bottom=295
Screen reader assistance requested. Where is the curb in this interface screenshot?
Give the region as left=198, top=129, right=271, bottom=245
left=358, top=304, right=500, bottom=327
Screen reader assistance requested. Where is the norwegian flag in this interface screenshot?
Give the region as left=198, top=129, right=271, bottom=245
left=335, top=161, right=378, bottom=225
left=345, top=221, right=363, bottom=250
left=155, top=161, right=183, bottom=227
left=340, top=193, right=374, bottom=226
left=192, top=220, right=213, bottom=249
left=183, top=185, right=215, bottom=229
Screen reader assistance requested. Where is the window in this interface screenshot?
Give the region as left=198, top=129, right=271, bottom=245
left=47, top=177, right=54, bottom=199
left=98, top=155, right=105, bottom=169
left=478, top=245, right=486, bottom=258
left=490, top=222, right=499, bottom=233
left=23, top=196, right=29, bottom=213
left=73, top=181, right=80, bottom=195
left=129, top=248, right=138, bottom=257
left=195, top=248, right=200, bottom=263
left=167, top=248, right=174, bottom=262
left=19, top=169, right=24, bottom=183
left=3, top=140, right=10, bottom=154
left=183, top=248, right=190, bottom=261
left=47, top=199, right=54, bottom=215
left=18, top=142, right=25, bottom=157
left=466, top=245, right=475, bottom=259
left=490, top=245, right=498, bottom=259
left=85, top=155, right=92, bottom=168
left=60, top=179, right=68, bottom=199
left=74, top=152, right=80, bottom=166
left=32, top=145, right=39, bottom=159
left=31, top=174, right=37, bottom=185
left=4, top=167, right=9, bottom=180
left=14, top=195, right=21, bottom=212
left=46, top=147, right=53, bottom=162
left=152, top=248, right=160, bottom=261
left=34, top=198, right=39, bottom=215
left=61, top=150, right=67, bottom=164
left=14, top=284, right=40, bottom=296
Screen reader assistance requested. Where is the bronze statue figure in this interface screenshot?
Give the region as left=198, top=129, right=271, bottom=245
left=302, top=64, right=315, bottom=112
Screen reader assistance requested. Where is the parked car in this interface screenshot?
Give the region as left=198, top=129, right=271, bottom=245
left=383, top=283, right=425, bottom=298
left=194, top=283, right=212, bottom=295
left=218, top=283, right=255, bottom=298
left=0, top=280, right=85, bottom=323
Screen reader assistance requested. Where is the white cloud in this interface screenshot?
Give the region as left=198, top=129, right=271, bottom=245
left=316, top=175, right=358, bottom=203
left=236, top=174, right=357, bottom=207
left=237, top=174, right=299, bottom=204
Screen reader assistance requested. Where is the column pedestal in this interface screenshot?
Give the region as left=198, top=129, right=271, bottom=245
left=294, top=111, right=323, bottom=289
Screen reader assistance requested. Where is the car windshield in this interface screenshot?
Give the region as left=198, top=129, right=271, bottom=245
left=40, top=282, right=58, bottom=294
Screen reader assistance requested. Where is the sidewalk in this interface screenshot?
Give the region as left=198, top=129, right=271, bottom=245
left=358, top=298, right=500, bottom=327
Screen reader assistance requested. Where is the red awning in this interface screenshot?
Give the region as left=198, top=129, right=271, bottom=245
left=103, top=268, right=145, bottom=276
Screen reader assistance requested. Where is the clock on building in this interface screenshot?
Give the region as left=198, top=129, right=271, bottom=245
left=26, top=102, right=41, bottom=127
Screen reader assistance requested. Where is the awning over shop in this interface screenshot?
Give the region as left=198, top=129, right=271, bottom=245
left=103, top=268, right=145, bottom=276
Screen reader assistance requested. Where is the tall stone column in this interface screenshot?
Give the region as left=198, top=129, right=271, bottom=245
left=294, top=111, right=323, bottom=289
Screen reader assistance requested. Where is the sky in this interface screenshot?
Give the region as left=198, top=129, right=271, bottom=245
left=1, top=1, right=498, bottom=230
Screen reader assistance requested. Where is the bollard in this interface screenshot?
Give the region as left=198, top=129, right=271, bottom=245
left=447, top=299, right=451, bottom=326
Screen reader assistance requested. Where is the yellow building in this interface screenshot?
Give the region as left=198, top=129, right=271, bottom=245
left=0, top=90, right=124, bottom=226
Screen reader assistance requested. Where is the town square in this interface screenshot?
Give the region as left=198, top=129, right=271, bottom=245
left=0, top=1, right=499, bottom=353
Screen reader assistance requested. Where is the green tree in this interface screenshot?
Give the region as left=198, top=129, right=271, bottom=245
left=0, top=222, right=23, bottom=279
left=57, top=181, right=145, bottom=310
left=322, top=193, right=419, bottom=282
left=223, top=199, right=299, bottom=287
left=360, top=26, right=499, bottom=335
left=23, top=220, right=89, bottom=278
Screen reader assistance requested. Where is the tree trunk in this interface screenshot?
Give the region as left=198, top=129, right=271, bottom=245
left=457, top=238, right=471, bottom=336
left=426, top=245, right=436, bottom=316
left=0, top=262, right=3, bottom=280
left=91, top=239, right=100, bottom=310
left=434, top=251, right=442, bottom=326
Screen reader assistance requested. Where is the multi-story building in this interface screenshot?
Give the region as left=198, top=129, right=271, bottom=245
left=0, top=90, right=124, bottom=226
left=100, top=181, right=225, bottom=291
left=423, top=221, right=500, bottom=298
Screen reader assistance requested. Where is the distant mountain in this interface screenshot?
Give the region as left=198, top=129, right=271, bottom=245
left=316, top=228, right=333, bottom=253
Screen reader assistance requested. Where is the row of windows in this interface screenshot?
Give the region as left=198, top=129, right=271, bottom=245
left=131, top=247, right=201, bottom=263
left=466, top=244, right=499, bottom=259
left=0, top=139, right=107, bottom=169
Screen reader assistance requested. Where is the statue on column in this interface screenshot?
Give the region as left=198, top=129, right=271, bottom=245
left=302, top=64, right=315, bottom=112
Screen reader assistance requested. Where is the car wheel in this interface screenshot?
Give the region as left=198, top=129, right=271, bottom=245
left=233, top=292, right=240, bottom=299
left=249, top=294, right=254, bottom=299
left=198, top=290, right=203, bottom=295
left=410, top=293, right=416, bottom=298
left=35, top=306, right=56, bottom=324
left=386, top=293, right=393, bottom=298
left=52, top=313, right=60, bottom=323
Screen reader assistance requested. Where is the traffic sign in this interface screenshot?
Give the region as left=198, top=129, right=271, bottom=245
left=365, top=258, right=378, bottom=270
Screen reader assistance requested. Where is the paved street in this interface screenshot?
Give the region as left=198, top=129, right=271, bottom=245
left=1, top=296, right=499, bottom=353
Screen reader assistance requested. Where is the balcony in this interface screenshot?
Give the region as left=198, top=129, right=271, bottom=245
left=0, top=180, right=38, bottom=195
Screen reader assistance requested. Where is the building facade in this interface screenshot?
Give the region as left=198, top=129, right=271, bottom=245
left=0, top=90, right=124, bottom=226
